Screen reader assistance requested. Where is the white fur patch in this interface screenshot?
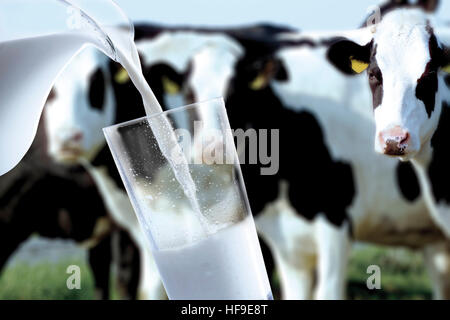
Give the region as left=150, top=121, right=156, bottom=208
left=44, top=47, right=115, bottom=163
left=372, top=9, right=441, bottom=157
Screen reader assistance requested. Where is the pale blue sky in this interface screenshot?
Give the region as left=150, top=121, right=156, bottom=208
left=1, top=1, right=447, bottom=40
left=114, top=0, right=449, bottom=30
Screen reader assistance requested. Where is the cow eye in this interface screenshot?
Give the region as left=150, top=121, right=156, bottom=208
left=47, top=88, right=57, bottom=102
left=88, top=68, right=105, bottom=111
left=369, top=68, right=382, bottom=85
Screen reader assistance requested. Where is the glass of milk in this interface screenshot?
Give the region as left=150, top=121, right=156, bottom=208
left=103, top=98, right=273, bottom=300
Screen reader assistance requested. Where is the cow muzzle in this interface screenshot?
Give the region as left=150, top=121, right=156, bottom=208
left=55, top=131, right=84, bottom=163
left=378, top=126, right=411, bottom=156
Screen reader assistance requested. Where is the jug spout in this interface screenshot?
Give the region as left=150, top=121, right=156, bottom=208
left=0, top=0, right=135, bottom=175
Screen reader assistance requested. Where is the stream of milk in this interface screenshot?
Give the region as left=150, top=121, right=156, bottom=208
left=107, top=27, right=210, bottom=234
left=0, top=27, right=208, bottom=234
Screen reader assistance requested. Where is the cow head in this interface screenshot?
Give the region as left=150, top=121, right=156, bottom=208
left=328, top=9, right=450, bottom=161
left=44, top=47, right=116, bottom=165
left=186, top=35, right=244, bottom=103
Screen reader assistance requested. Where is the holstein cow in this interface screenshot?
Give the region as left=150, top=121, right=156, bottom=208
left=43, top=47, right=165, bottom=299
left=42, top=24, right=294, bottom=299
left=80, top=15, right=445, bottom=299
left=40, top=26, right=275, bottom=298
left=327, top=8, right=450, bottom=296
left=359, top=0, right=440, bottom=28
left=0, top=115, right=139, bottom=299
left=181, top=5, right=450, bottom=299
left=43, top=17, right=446, bottom=300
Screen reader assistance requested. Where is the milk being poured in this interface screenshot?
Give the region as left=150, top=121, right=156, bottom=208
left=107, top=27, right=210, bottom=233
left=0, top=0, right=208, bottom=233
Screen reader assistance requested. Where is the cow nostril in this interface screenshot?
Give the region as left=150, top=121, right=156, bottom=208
left=71, top=132, right=83, bottom=142
left=384, top=139, right=406, bottom=156
left=400, top=132, right=410, bottom=146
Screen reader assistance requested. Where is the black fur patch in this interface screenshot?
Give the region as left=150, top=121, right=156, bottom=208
left=396, top=162, right=421, bottom=202
left=416, top=62, right=438, bottom=118
left=226, top=57, right=355, bottom=227
left=368, top=45, right=384, bottom=110
left=326, top=39, right=372, bottom=76
left=88, top=68, right=106, bottom=111
left=428, top=102, right=450, bottom=203
left=416, top=26, right=441, bottom=118
left=134, top=23, right=296, bottom=43
left=445, top=75, right=450, bottom=88
left=359, top=0, right=440, bottom=28
left=274, top=59, right=289, bottom=81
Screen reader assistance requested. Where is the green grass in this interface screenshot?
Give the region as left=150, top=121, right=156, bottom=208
left=0, top=260, right=95, bottom=300
left=0, top=245, right=433, bottom=300
left=347, top=245, right=432, bottom=300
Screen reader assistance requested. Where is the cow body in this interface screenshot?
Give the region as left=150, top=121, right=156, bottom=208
left=40, top=9, right=450, bottom=300
left=0, top=118, right=140, bottom=299
left=43, top=46, right=169, bottom=300
left=180, top=21, right=450, bottom=299
left=327, top=7, right=450, bottom=298
left=271, top=42, right=439, bottom=246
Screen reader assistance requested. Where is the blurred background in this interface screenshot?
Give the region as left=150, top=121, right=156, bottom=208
left=1, top=0, right=449, bottom=300
left=114, top=0, right=449, bottom=29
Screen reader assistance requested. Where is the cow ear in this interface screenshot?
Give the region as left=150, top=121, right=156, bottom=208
left=109, top=61, right=130, bottom=85
left=162, top=76, right=181, bottom=94
left=249, top=58, right=288, bottom=90
left=327, top=39, right=372, bottom=75
left=113, top=51, right=145, bottom=84
left=417, top=0, right=440, bottom=13
left=114, top=67, right=130, bottom=84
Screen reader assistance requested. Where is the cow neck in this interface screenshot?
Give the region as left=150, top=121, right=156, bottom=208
left=411, top=102, right=450, bottom=204
left=424, top=102, right=450, bottom=204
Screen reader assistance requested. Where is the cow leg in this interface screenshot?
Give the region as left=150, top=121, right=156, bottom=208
left=274, top=250, right=315, bottom=300
left=112, top=229, right=140, bottom=300
left=137, top=245, right=166, bottom=300
left=88, top=233, right=112, bottom=300
left=259, top=224, right=316, bottom=300
left=314, top=215, right=350, bottom=300
left=255, top=201, right=317, bottom=300
left=0, top=233, right=31, bottom=276
left=423, top=242, right=450, bottom=300
left=0, top=218, right=34, bottom=276
left=255, top=235, right=314, bottom=300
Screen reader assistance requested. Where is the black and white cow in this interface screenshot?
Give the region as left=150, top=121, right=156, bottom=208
left=359, top=0, right=440, bottom=28
left=41, top=25, right=294, bottom=299
left=326, top=7, right=450, bottom=296
left=178, top=3, right=450, bottom=299
left=41, top=3, right=447, bottom=299
left=43, top=47, right=169, bottom=299
left=0, top=114, right=140, bottom=299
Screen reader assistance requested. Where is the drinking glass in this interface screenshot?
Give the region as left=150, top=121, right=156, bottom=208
left=103, top=97, right=273, bottom=300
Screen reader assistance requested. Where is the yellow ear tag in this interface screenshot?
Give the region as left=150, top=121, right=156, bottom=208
left=443, top=64, right=450, bottom=73
left=350, top=57, right=369, bottom=74
left=162, top=76, right=180, bottom=95
left=250, top=74, right=267, bottom=90
left=114, top=68, right=130, bottom=84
